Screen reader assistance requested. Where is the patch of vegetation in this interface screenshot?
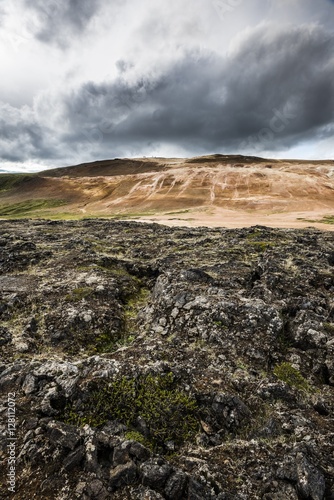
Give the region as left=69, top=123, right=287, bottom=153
left=273, top=362, right=311, bottom=392
left=246, top=230, right=265, bottom=240
left=246, top=240, right=275, bottom=252
left=64, top=324, right=123, bottom=356
left=125, top=287, right=149, bottom=314
left=0, top=199, right=66, bottom=217
left=297, top=215, right=334, bottom=225
left=91, top=331, right=118, bottom=353
left=322, top=215, right=334, bottom=224
left=90, top=332, right=136, bottom=354
left=323, top=322, right=334, bottom=334
left=165, top=209, right=191, bottom=215
left=96, top=264, right=131, bottom=277
left=125, top=431, right=153, bottom=450
left=62, top=372, right=199, bottom=451
left=213, top=320, right=228, bottom=330
left=0, top=173, right=34, bottom=192
left=277, top=331, right=293, bottom=352
left=64, top=287, right=93, bottom=302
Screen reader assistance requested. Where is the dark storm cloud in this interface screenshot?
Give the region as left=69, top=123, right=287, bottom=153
left=59, top=24, right=334, bottom=156
left=1, top=22, right=334, bottom=164
left=22, top=0, right=102, bottom=47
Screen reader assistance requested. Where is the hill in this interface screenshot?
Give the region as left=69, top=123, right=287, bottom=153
left=0, top=155, right=334, bottom=229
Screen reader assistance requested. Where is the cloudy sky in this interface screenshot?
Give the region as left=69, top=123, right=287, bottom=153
left=0, top=0, right=333, bottom=172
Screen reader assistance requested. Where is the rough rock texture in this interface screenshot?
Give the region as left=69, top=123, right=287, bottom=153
left=0, top=219, right=334, bottom=499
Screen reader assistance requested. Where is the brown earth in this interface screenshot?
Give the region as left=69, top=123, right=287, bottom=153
left=1, top=155, right=334, bottom=229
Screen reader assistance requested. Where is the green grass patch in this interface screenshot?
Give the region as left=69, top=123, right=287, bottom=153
left=321, top=215, right=334, bottom=225
left=297, top=215, right=334, bottom=225
left=0, top=198, right=66, bottom=217
left=62, top=372, right=199, bottom=451
left=124, top=287, right=150, bottom=335
left=0, top=173, right=34, bottom=192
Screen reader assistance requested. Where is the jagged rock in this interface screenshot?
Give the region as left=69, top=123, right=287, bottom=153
left=313, top=400, right=330, bottom=416
left=257, top=382, right=295, bottom=402
left=0, top=327, right=12, bottom=345
left=113, top=442, right=131, bottom=465
left=84, top=433, right=99, bottom=472
left=128, top=440, right=151, bottom=462
left=211, top=393, right=251, bottom=431
left=46, top=421, right=81, bottom=450
left=277, top=453, right=326, bottom=500
left=140, top=458, right=173, bottom=491
left=164, top=470, right=188, bottom=500
left=75, top=476, right=109, bottom=500
left=109, top=461, right=138, bottom=489
left=40, top=385, right=66, bottom=416
left=22, top=373, right=38, bottom=394
left=1, top=220, right=334, bottom=499
left=262, top=482, right=298, bottom=499
left=187, top=478, right=216, bottom=499
left=63, top=445, right=85, bottom=471
left=128, top=486, right=165, bottom=499
left=85, top=479, right=109, bottom=500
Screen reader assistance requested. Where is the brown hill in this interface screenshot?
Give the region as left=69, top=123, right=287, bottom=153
left=0, top=155, right=334, bottom=229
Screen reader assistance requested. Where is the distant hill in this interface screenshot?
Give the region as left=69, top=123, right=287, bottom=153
left=0, top=155, right=333, bottom=229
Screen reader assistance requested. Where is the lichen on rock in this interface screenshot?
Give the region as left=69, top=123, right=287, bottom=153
left=0, top=220, right=334, bottom=499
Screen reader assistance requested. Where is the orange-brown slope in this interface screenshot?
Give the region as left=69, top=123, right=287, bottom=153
left=78, top=158, right=334, bottom=214
left=0, top=156, right=333, bottom=227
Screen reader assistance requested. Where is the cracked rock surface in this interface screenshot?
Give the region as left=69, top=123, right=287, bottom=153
left=0, top=219, right=334, bottom=499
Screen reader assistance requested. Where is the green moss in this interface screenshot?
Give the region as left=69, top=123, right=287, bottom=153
left=246, top=240, right=275, bottom=252
left=64, top=287, right=93, bottom=302
left=62, top=372, right=199, bottom=451
left=125, top=431, right=153, bottom=449
left=323, top=322, right=334, bottom=334
left=124, top=287, right=150, bottom=335
left=273, top=362, right=311, bottom=392
left=213, top=320, right=228, bottom=331
left=93, top=332, right=118, bottom=353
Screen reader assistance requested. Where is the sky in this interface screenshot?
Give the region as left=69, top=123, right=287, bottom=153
left=0, top=0, right=333, bottom=172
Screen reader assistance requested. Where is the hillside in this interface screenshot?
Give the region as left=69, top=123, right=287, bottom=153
left=0, top=155, right=334, bottom=229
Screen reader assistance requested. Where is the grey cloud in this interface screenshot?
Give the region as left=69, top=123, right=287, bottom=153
left=0, top=103, right=61, bottom=163
left=59, top=24, right=334, bottom=157
left=1, top=23, right=334, bottom=164
left=22, top=0, right=103, bottom=47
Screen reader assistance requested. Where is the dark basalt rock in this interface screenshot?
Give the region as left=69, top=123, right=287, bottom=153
left=109, top=461, right=138, bottom=489
left=0, top=220, right=333, bottom=499
left=140, top=458, right=173, bottom=491
left=0, top=326, right=12, bottom=346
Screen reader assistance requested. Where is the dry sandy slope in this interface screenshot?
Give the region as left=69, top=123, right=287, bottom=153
left=1, top=155, right=334, bottom=229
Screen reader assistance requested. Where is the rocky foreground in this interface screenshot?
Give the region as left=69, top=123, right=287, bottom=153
left=0, top=219, right=334, bottom=499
